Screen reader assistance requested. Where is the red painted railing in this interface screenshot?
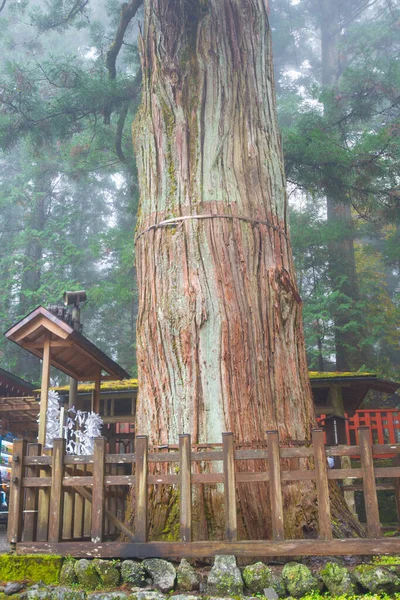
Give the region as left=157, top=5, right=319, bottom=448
left=317, top=409, right=400, bottom=455
left=346, top=409, right=400, bottom=446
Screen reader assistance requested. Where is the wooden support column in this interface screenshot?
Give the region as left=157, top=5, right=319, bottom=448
left=359, top=426, right=381, bottom=538
left=312, top=429, right=332, bottom=540
left=38, top=333, right=51, bottom=447
left=22, top=443, right=41, bottom=542
left=135, top=436, right=148, bottom=542
left=267, top=430, right=284, bottom=541
left=179, top=434, right=192, bottom=542
left=37, top=447, right=51, bottom=541
left=48, top=438, right=66, bottom=543
left=7, top=439, right=27, bottom=544
left=91, top=437, right=106, bottom=543
left=223, top=432, right=237, bottom=541
left=92, top=368, right=101, bottom=414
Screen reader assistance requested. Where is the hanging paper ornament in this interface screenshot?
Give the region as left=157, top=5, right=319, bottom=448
left=39, top=390, right=61, bottom=448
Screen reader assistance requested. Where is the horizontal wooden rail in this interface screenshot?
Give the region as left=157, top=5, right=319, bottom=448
left=16, top=538, right=400, bottom=558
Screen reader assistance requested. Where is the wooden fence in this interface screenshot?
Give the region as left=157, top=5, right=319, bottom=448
left=8, top=427, right=400, bottom=557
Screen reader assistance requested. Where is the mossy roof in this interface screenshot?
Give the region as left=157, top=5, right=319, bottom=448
left=35, top=378, right=139, bottom=394
left=309, top=371, right=376, bottom=379
left=42, top=372, right=396, bottom=394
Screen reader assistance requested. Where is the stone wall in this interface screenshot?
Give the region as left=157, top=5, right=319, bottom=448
left=1, top=555, right=400, bottom=600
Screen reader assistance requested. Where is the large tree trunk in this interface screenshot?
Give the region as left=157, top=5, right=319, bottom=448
left=133, top=0, right=362, bottom=541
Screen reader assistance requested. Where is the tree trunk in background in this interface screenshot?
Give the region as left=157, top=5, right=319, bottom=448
left=320, top=0, right=369, bottom=371
left=133, top=0, right=362, bottom=541
left=16, top=181, right=47, bottom=383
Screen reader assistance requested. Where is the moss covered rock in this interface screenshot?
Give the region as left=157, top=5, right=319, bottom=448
left=176, top=560, right=200, bottom=592
left=87, top=594, right=127, bottom=600
left=281, top=562, right=319, bottom=598
left=0, top=593, right=24, bottom=600
left=26, top=589, right=52, bottom=600
left=170, top=596, right=201, bottom=600
left=270, top=573, right=286, bottom=599
left=142, top=560, right=176, bottom=593
left=242, top=562, right=272, bottom=593
left=51, top=588, right=86, bottom=600
left=59, top=562, right=78, bottom=586
left=93, top=561, right=120, bottom=588
left=121, top=561, right=147, bottom=587
left=353, top=563, right=400, bottom=594
left=74, top=560, right=101, bottom=591
left=130, top=593, right=166, bottom=600
left=0, top=556, right=62, bottom=585
left=319, top=562, right=356, bottom=596
left=207, top=556, right=244, bottom=597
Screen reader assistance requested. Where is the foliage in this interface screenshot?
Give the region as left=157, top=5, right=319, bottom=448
left=0, top=0, right=398, bottom=389
left=0, top=0, right=141, bottom=382
left=274, top=0, right=400, bottom=377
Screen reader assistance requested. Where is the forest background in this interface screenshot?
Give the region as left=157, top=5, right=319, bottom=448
left=0, top=0, right=398, bottom=388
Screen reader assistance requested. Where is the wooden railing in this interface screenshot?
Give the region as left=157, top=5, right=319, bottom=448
left=8, top=427, right=400, bottom=558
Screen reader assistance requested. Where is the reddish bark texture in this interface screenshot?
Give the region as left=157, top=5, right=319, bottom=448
left=132, top=0, right=361, bottom=540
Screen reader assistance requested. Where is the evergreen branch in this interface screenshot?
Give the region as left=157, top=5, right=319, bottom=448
left=106, top=0, right=143, bottom=80
left=115, top=101, right=131, bottom=163
left=36, top=0, right=89, bottom=31
left=115, top=70, right=141, bottom=162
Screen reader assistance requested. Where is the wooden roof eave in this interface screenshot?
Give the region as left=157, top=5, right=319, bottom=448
left=4, top=306, right=130, bottom=382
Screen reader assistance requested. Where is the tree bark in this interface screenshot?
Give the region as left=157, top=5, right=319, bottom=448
left=133, top=0, right=362, bottom=541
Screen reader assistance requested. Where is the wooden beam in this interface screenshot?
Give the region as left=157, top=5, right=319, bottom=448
left=15, top=538, right=400, bottom=558
left=92, top=369, right=101, bottom=413
left=38, top=333, right=51, bottom=447
left=13, top=316, right=69, bottom=343
left=179, top=434, right=192, bottom=543
left=91, top=438, right=106, bottom=543
left=267, top=431, right=284, bottom=541
left=135, top=436, right=148, bottom=542
left=7, top=439, right=27, bottom=544
left=48, top=439, right=66, bottom=543
left=312, top=429, right=332, bottom=540
left=0, top=405, right=38, bottom=413
left=21, top=443, right=41, bottom=542
left=223, top=432, right=237, bottom=542
left=102, top=415, right=136, bottom=424
left=24, top=340, right=74, bottom=350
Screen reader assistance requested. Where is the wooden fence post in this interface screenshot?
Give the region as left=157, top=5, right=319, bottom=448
left=223, top=432, right=237, bottom=541
left=48, top=438, right=66, bottom=543
left=7, top=439, right=27, bottom=544
left=135, top=436, right=148, bottom=542
left=267, top=431, right=284, bottom=541
left=179, top=434, right=192, bottom=542
left=22, top=443, right=41, bottom=542
left=91, top=437, right=106, bottom=543
left=359, top=426, right=381, bottom=538
left=37, top=447, right=52, bottom=542
left=312, top=428, right=332, bottom=540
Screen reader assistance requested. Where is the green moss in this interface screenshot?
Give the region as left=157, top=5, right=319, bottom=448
left=308, top=371, right=375, bottom=379
left=0, top=554, right=62, bottom=584
left=158, top=489, right=180, bottom=541
left=36, top=379, right=138, bottom=394
left=373, top=555, right=400, bottom=565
